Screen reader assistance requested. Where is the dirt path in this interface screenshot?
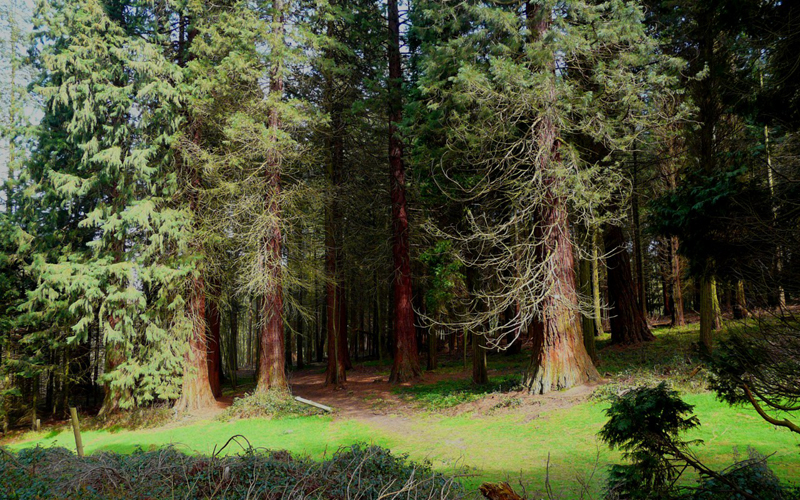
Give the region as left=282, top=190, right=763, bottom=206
left=285, top=361, right=603, bottom=427
left=288, top=365, right=407, bottom=418
left=104, top=359, right=604, bottom=432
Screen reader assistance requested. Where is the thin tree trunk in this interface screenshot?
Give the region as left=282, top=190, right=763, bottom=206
left=472, top=330, right=488, bottom=385
left=631, top=151, right=647, bottom=316
left=579, top=258, right=598, bottom=364
left=761, top=73, right=786, bottom=310
left=296, top=286, right=305, bottom=369
left=660, top=244, right=674, bottom=318
left=387, top=0, right=420, bottom=383
left=700, top=275, right=714, bottom=355
left=323, top=15, right=347, bottom=385
left=592, top=228, right=604, bottom=336
left=670, top=236, right=686, bottom=326
left=340, top=277, right=351, bottom=369
left=229, top=301, right=238, bottom=389
left=377, top=280, right=386, bottom=361
left=207, top=289, right=223, bottom=398
left=711, top=276, right=722, bottom=331
left=733, top=280, right=749, bottom=319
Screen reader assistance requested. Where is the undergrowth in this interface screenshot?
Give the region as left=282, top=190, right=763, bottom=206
left=394, top=374, right=521, bottom=410
left=0, top=442, right=465, bottom=500
left=219, top=391, right=324, bottom=420
left=83, top=407, right=173, bottom=432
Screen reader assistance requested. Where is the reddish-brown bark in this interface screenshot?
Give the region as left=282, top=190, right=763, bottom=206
left=256, top=0, right=288, bottom=394
left=206, top=293, right=223, bottom=398
left=604, top=223, right=656, bottom=345
left=323, top=17, right=348, bottom=386
left=175, top=119, right=216, bottom=411
left=387, top=0, right=420, bottom=383
left=524, top=197, right=600, bottom=393
left=522, top=1, right=598, bottom=394
left=325, top=247, right=346, bottom=385
left=175, top=274, right=216, bottom=411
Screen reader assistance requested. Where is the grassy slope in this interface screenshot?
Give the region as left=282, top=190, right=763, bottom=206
left=6, top=323, right=800, bottom=497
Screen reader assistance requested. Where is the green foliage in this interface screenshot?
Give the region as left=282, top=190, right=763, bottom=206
left=407, top=0, right=683, bottom=339
left=691, top=449, right=797, bottom=500
left=6, top=0, right=193, bottom=411
left=394, top=374, right=521, bottom=410
left=219, top=391, right=323, bottom=420
left=599, top=382, right=799, bottom=499
left=707, top=316, right=800, bottom=435
left=648, top=166, right=769, bottom=276
left=218, top=391, right=323, bottom=420
left=419, top=240, right=464, bottom=314
left=599, top=383, right=701, bottom=499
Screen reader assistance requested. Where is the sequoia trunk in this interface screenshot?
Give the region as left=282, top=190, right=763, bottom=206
left=604, top=223, right=655, bottom=345
left=387, top=0, right=420, bottom=383
left=522, top=1, right=598, bottom=394
left=256, top=0, right=288, bottom=394
left=523, top=197, right=600, bottom=393
left=174, top=274, right=216, bottom=411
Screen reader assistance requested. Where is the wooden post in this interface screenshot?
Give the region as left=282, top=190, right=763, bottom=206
left=69, top=407, right=84, bottom=457
left=31, top=377, right=38, bottom=430
left=35, top=418, right=40, bottom=431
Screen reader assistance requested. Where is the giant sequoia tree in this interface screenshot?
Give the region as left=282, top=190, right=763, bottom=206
left=410, top=0, right=678, bottom=393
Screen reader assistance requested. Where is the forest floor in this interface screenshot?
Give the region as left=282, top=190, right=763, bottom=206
left=4, top=318, right=800, bottom=498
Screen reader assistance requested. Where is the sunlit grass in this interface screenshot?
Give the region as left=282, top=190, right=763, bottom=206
left=6, top=320, right=800, bottom=498
left=9, top=393, right=800, bottom=497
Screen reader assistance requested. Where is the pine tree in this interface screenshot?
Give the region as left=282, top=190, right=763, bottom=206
left=20, top=0, right=191, bottom=414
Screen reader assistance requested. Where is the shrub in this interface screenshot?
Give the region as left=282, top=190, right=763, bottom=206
left=691, top=448, right=799, bottom=500
left=599, top=383, right=797, bottom=500
left=599, top=383, right=701, bottom=499
left=0, top=443, right=465, bottom=500
left=218, top=390, right=323, bottom=420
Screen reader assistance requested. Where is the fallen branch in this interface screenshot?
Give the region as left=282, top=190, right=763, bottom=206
left=294, top=396, right=333, bottom=413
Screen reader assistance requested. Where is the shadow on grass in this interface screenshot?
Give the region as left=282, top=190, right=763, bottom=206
left=393, top=374, right=522, bottom=410
left=43, top=429, right=62, bottom=439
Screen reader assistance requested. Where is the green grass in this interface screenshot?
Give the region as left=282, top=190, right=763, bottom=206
left=393, top=374, right=522, bottom=410
left=8, top=393, right=799, bottom=497
left=5, top=321, right=800, bottom=498
left=7, top=415, right=390, bottom=457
